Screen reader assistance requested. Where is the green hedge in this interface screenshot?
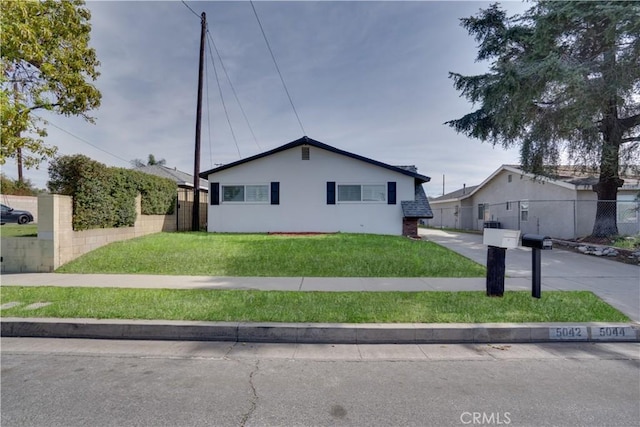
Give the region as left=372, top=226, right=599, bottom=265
left=48, top=155, right=175, bottom=230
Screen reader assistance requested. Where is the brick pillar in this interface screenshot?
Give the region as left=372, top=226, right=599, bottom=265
left=403, top=218, right=418, bottom=237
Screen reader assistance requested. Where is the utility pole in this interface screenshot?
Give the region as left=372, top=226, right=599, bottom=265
left=192, top=11, right=206, bottom=231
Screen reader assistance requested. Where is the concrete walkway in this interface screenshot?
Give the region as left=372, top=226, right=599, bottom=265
left=1, top=229, right=638, bottom=343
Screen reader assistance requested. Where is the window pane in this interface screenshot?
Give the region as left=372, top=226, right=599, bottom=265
left=246, top=185, right=269, bottom=202
left=223, top=186, right=244, bottom=202
left=338, top=185, right=361, bottom=202
left=617, top=196, right=638, bottom=223
left=362, top=185, right=386, bottom=201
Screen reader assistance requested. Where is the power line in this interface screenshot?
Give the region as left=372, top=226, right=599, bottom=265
left=206, top=30, right=262, bottom=151
left=180, top=0, right=200, bottom=19
left=206, top=30, right=242, bottom=158
left=249, top=0, right=306, bottom=136
left=32, top=114, right=131, bottom=164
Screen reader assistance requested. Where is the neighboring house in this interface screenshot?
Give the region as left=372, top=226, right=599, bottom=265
left=134, top=164, right=209, bottom=191
left=135, top=165, right=209, bottom=231
left=428, top=165, right=640, bottom=239
left=199, top=136, right=433, bottom=236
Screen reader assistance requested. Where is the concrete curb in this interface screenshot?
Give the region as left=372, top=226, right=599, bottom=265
left=2, top=318, right=639, bottom=344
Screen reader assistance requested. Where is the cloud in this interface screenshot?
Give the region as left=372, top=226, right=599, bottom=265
left=6, top=1, right=525, bottom=196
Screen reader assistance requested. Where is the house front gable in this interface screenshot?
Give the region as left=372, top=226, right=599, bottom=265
left=203, top=137, right=432, bottom=235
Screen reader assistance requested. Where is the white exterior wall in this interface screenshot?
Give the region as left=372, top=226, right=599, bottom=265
left=206, top=146, right=416, bottom=235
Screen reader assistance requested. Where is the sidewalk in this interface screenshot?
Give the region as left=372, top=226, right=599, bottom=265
left=2, top=229, right=638, bottom=343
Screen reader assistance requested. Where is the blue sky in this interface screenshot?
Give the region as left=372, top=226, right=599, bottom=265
left=6, top=0, right=530, bottom=196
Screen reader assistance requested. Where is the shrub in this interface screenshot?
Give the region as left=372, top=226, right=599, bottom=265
left=48, top=155, right=175, bottom=230
left=0, top=174, right=44, bottom=196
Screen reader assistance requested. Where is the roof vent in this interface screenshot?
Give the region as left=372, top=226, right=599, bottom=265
left=301, top=146, right=310, bottom=160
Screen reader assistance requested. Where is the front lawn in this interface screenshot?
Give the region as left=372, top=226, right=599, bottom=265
left=0, top=224, right=37, bottom=237
left=0, top=287, right=629, bottom=323
left=56, top=232, right=486, bottom=277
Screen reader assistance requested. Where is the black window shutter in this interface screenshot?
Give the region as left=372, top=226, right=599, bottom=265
left=387, top=182, right=396, bottom=205
left=327, top=181, right=336, bottom=205
left=270, top=182, right=280, bottom=205
left=211, top=182, right=219, bottom=205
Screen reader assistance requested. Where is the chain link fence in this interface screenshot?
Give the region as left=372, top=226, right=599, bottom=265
left=427, top=199, right=640, bottom=239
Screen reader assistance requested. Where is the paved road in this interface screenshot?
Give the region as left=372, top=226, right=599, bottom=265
left=2, top=338, right=639, bottom=427
left=420, top=228, right=640, bottom=321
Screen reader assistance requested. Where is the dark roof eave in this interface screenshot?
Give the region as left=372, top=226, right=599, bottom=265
left=200, top=136, right=431, bottom=183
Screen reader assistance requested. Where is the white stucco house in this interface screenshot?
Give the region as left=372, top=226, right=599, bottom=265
left=428, top=165, right=640, bottom=239
left=199, top=137, right=433, bottom=236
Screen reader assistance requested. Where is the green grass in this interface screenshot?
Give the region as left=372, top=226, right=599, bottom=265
left=612, top=235, right=640, bottom=250
left=0, top=287, right=629, bottom=323
left=0, top=224, right=37, bottom=237
left=56, top=232, right=486, bottom=277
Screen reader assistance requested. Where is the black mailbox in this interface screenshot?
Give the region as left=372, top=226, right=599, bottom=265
left=522, top=234, right=552, bottom=250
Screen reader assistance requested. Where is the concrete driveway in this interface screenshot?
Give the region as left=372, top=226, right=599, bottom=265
left=419, top=228, right=640, bottom=322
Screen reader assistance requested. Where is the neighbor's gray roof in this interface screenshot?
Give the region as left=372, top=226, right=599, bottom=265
left=200, top=136, right=431, bottom=184
left=135, top=165, right=208, bottom=190
left=430, top=185, right=479, bottom=202
left=401, top=185, right=433, bottom=218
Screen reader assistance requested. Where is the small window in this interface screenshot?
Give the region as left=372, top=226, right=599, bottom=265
left=222, top=185, right=269, bottom=203
left=506, top=201, right=512, bottom=211
left=508, top=174, right=513, bottom=183
left=478, top=203, right=485, bottom=220
left=223, top=186, right=244, bottom=202
left=520, top=200, right=529, bottom=222
left=337, top=184, right=386, bottom=202
left=301, top=146, right=310, bottom=160
left=338, top=185, right=361, bottom=202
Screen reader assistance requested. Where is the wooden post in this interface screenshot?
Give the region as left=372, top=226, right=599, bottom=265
left=486, top=246, right=506, bottom=297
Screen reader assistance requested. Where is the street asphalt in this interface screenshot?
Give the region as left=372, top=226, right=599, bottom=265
left=1, top=228, right=639, bottom=343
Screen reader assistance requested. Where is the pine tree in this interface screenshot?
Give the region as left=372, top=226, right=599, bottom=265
left=447, top=1, right=640, bottom=237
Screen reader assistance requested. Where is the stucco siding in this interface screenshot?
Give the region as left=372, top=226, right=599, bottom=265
left=468, top=170, right=578, bottom=238
left=206, top=145, right=415, bottom=235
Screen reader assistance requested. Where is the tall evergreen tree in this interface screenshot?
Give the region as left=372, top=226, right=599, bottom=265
left=447, top=1, right=640, bottom=237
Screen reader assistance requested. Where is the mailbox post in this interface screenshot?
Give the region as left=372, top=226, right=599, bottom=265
left=482, top=229, right=521, bottom=297
left=521, top=234, right=553, bottom=298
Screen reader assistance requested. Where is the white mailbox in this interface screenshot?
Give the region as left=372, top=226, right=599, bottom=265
left=483, top=228, right=521, bottom=249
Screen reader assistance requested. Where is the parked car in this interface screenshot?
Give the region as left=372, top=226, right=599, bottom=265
left=1, top=204, right=34, bottom=225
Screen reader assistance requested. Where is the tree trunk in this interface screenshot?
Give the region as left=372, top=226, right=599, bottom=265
left=17, top=146, right=23, bottom=184
left=591, top=99, right=623, bottom=238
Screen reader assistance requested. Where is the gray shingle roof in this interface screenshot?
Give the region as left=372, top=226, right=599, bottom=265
left=134, top=165, right=209, bottom=190
left=401, top=185, right=433, bottom=218
left=431, top=185, right=479, bottom=202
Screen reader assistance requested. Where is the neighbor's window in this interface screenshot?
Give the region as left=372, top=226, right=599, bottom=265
left=506, top=201, right=513, bottom=211
left=478, top=203, right=485, bottom=220
left=520, top=200, right=529, bottom=222
left=222, top=185, right=269, bottom=203
left=337, top=184, right=386, bottom=202
left=617, top=195, right=638, bottom=224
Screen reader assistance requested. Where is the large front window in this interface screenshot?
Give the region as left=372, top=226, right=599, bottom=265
left=337, top=184, right=386, bottom=202
left=222, top=185, right=269, bottom=203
